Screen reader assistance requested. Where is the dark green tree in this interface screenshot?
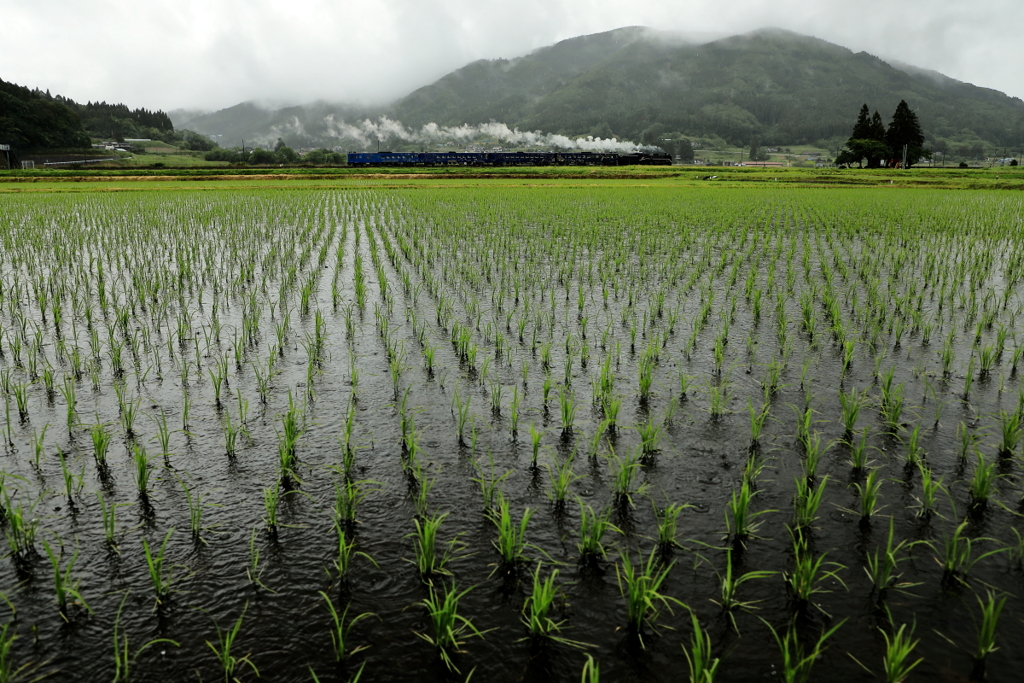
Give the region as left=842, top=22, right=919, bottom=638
left=838, top=105, right=890, bottom=168
left=249, top=148, right=276, bottom=164
left=677, top=138, right=695, bottom=163
left=886, top=100, right=927, bottom=167
left=275, top=146, right=298, bottom=163
left=850, top=104, right=872, bottom=139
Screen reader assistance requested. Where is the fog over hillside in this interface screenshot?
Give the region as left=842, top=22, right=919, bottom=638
left=169, top=27, right=1024, bottom=154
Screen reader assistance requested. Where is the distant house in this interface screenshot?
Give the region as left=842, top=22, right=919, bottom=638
left=741, top=161, right=784, bottom=167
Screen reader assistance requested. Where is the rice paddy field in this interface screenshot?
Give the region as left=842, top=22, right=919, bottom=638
left=0, top=181, right=1023, bottom=682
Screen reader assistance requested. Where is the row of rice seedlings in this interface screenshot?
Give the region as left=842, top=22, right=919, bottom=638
left=1, top=188, right=1023, bottom=679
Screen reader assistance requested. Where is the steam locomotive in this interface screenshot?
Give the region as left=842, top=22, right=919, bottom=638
left=345, top=151, right=671, bottom=167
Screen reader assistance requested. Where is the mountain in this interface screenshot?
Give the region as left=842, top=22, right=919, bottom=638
left=393, top=27, right=1024, bottom=149
left=169, top=101, right=386, bottom=149
left=0, top=78, right=91, bottom=149
left=179, top=27, right=1024, bottom=152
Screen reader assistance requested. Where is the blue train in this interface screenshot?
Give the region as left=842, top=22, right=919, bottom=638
left=345, top=150, right=671, bottom=167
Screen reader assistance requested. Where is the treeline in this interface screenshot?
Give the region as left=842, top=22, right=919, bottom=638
left=205, top=139, right=344, bottom=165
left=0, top=78, right=91, bottom=149
left=0, top=77, right=221, bottom=152
left=837, top=100, right=926, bottom=168
left=70, top=100, right=174, bottom=141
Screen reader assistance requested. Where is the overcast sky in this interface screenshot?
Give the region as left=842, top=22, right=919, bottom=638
left=5, top=0, right=1022, bottom=113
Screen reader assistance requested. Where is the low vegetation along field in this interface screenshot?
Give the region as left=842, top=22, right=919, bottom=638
left=0, top=182, right=1022, bottom=682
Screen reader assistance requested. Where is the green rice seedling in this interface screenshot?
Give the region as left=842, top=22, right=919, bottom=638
left=968, top=451, right=998, bottom=512
left=864, top=518, right=918, bottom=600
left=974, top=590, right=1006, bottom=661
left=636, top=415, right=663, bottom=459
left=263, top=483, right=281, bottom=536
left=180, top=479, right=216, bottom=543
left=847, top=428, right=872, bottom=470
left=652, top=501, right=691, bottom=553
left=142, top=529, right=176, bottom=605
left=963, top=356, right=976, bottom=401
left=586, top=419, right=612, bottom=459
left=879, top=622, right=922, bottom=683
left=489, top=494, right=534, bottom=573
left=602, top=393, right=622, bottom=431
left=133, top=444, right=154, bottom=497
left=747, top=399, right=770, bottom=448
left=580, top=654, right=599, bottom=683
left=638, top=353, right=656, bottom=402
left=615, top=550, right=683, bottom=647
left=471, top=451, right=511, bottom=514
left=880, top=384, right=904, bottom=432
left=222, top=411, right=242, bottom=457
left=608, top=447, right=647, bottom=510
left=410, top=513, right=459, bottom=580
left=996, top=409, right=1022, bottom=457
left=707, top=380, right=730, bottom=420
left=118, top=390, right=141, bottom=439
left=577, top=502, right=620, bottom=566
left=147, top=407, right=174, bottom=460
left=978, top=345, right=996, bottom=377
left=245, top=527, right=271, bottom=592
left=0, top=616, right=45, bottom=682
left=332, top=521, right=376, bottom=580
left=558, top=385, right=577, bottom=434
left=417, top=583, right=486, bottom=672
left=765, top=618, right=845, bottom=683
left=277, top=392, right=304, bottom=481
left=521, top=564, right=585, bottom=647
left=181, top=389, right=192, bottom=430
left=937, top=521, right=1004, bottom=583
left=852, top=469, right=883, bottom=523
left=97, top=491, right=123, bottom=548
left=546, top=455, right=583, bottom=510
left=58, top=374, right=76, bottom=430
left=726, top=481, right=772, bottom=541
left=488, top=380, right=503, bottom=414
left=761, top=359, right=783, bottom=399
left=206, top=603, right=260, bottom=682
left=58, top=448, right=85, bottom=503
left=11, top=381, right=29, bottom=422
left=452, top=385, right=471, bottom=446
left=708, top=549, right=774, bottom=631
left=903, top=424, right=924, bottom=467
left=1005, top=528, right=1024, bottom=568
left=90, top=421, right=111, bottom=464
left=319, top=592, right=373, bottom=662
left=333, top=477, right=377, bottom=531
left=841, top=339, right=855, bottom=375
left=673, top=370, right=694, bottom=402
left=683, top=610, right=720, bottom=683
left=956, top=421, right=983, bottom=463
left=839, top=387, right=866, bottom=436
left=800, top=432, right=828, bottom=482
left=112, top=591, right=179, bottom=682
left=913, top=463, right=943, bottom=518
left=529, top=423, right=542, bottom=469
left=785, top=530, right=846, bottom=611
left=541, top=372, right=554, bottom=409
left=792, top=476, right=828, bottom=531
left=509, top=386, right=521, bottom=437
left=42, top=540, right=91, bottom=620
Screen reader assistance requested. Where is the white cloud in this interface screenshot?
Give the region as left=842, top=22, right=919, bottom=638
left=4, top=0, right=1022, bottom=111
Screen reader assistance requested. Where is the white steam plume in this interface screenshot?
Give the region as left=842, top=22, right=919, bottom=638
left=321, top=115, right=658, bottom=153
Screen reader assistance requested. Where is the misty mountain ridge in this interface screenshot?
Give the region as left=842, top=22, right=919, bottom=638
left=169, top=26, right=1024, bottom=152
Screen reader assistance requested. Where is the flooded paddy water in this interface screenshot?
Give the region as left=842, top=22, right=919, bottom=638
left=0, top=185, right=1022, bottom=681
